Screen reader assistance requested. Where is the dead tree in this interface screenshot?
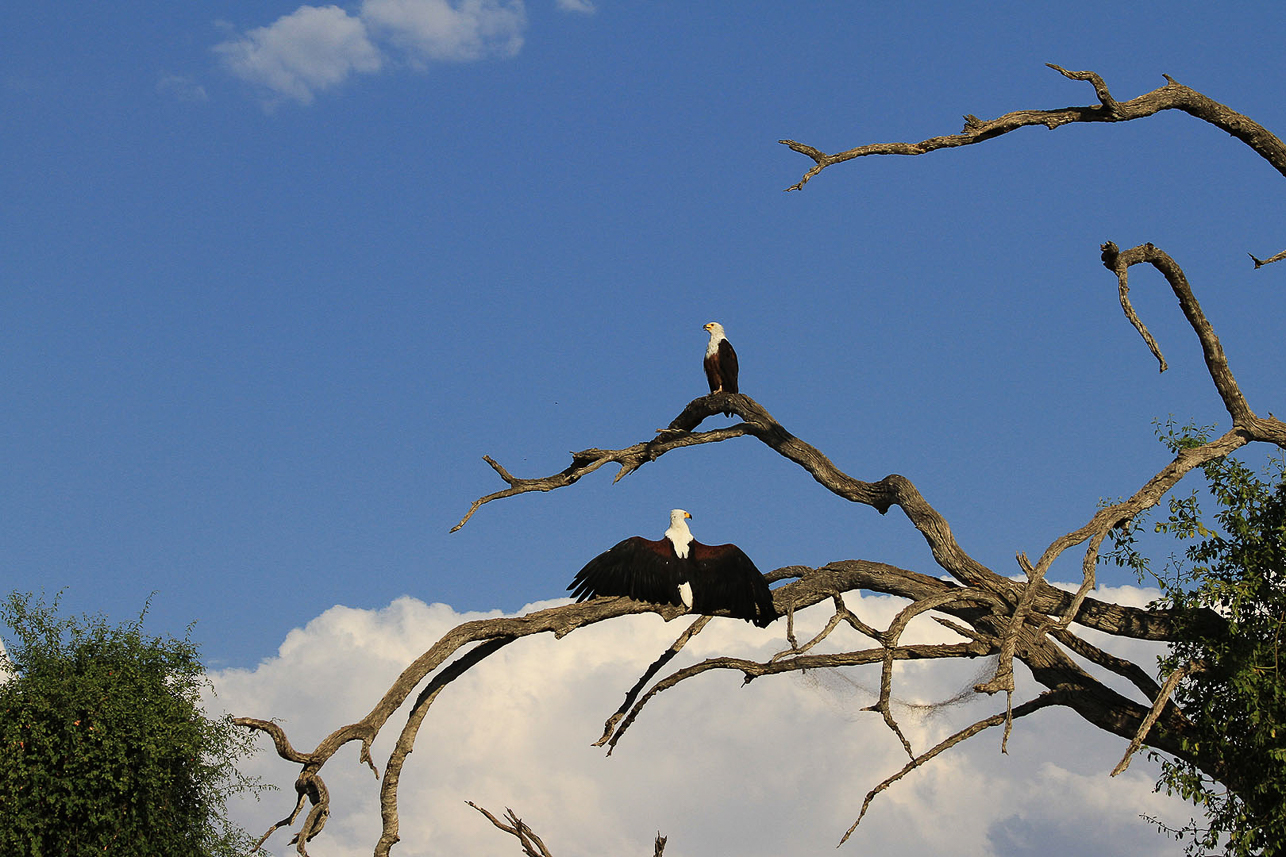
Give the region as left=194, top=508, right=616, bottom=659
left=237, top=66, right=1286, bottom=855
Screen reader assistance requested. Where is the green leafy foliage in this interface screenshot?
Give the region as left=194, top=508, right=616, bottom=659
left=1108, top=421, right=1286, bottom=856
left=0, top=592, right=263, bottom=857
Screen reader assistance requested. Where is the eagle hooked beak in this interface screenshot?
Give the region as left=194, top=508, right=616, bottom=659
left=684, top=511, right=693, bottom=520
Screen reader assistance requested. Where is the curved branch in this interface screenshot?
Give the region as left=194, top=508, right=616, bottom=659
left=459, top=393, right=1005, bottom=593
left=1029, top=426, right=1250, bottom=628
left=782, top=64, right=1286, bottom=194
left=234, top=717, right=311, bottom=764
left=1102, top=241, right=1251, bottom=421
left=377, top=638, right=515, bottom=857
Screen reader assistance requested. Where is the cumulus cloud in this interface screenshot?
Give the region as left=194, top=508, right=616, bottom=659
left=209, top=590, right=1195, bottom=856
left=214, top=5, right=382, bottom=105
left=215, top=0, right=526, bottom=104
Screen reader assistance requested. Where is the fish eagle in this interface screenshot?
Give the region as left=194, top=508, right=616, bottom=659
left=567, top=509, right=778, bottom=627
left=703, top=321, right=739, bottom=395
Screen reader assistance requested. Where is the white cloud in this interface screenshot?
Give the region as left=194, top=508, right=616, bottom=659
left=555, top=0, right=595, bottom=13
left=209, top=590, right=1196, bottom=856
left=362, top=0, right=526, bottom=63
left=215, top=0, right=527, bottom=104
left=214, top=5, right=383, bottom=105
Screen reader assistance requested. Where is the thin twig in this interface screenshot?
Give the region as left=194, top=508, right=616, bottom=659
left=595, top=616, right=712, bottom=746
left=467, top=803, right=555, bottom=857
left=1111, top=661, right=1197, bottom=776
left=840, top=692, right=1065, bottom=845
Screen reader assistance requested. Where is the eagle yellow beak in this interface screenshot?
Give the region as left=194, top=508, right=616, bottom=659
left=684, top=511, right=693, bottom=519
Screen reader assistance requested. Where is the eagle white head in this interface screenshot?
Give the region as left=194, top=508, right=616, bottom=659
left=703, top=322, right=727, bottom=357
left=664, top=508, right=694, bottom=559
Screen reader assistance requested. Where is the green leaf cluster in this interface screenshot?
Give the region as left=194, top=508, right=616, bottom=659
left=0, top=592, right=263, bottom=857
left=1110, top=421, right=1286, bottom=856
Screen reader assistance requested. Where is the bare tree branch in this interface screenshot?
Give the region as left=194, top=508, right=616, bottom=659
left=1103, top=242, right=1249, bottom=419
left=238, top=539, right=1220, bottom=854
left=1250, top=248, right=1286, bottom=268
left=1049, top=626, right=1163, bottom=701
left=467, top=803, right=555, bottom=857
left=458, top=392, right=1006, bottom=595
left=378, top=638, right=515, bottom=857
left=1111, top=660, right=1201, bottom=776
left=603, top=634, right=997, bottom=754
left=781, top=64, right=1286, bottom=191
left=594, top=615, right=712, bottom=746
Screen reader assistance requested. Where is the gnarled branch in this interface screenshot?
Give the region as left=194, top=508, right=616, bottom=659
left=781, top=64, right=1286, bottom=265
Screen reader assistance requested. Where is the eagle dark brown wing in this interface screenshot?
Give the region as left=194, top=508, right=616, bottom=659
left=567, top=537, right=686, bottom=608
left=687, top=541, right=776, bottom=627
left=716, top=338, right=738, bottom=394
left=703, top=339, right=740, bottom=394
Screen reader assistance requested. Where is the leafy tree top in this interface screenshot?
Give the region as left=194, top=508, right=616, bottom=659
left=0, top=592, right=263, bottom=857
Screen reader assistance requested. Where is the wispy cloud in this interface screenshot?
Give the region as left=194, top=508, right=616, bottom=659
left=363, top=0, right=526, bottom=64
left=156, top=74, right=209, bottom=103
left=215, top=0, right=526, bottom=105
left=555, top=0, right=595, bottom=13
left=209, top=589, right=1195, bottom=855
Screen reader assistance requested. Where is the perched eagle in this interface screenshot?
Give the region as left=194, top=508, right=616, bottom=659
left=703, top=321, right=739, bottom=395
left=568, top=509, right=778, bottom=627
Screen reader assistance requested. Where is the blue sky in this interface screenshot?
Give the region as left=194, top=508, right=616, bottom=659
left=5, top=3, right=1285, bottom=669
left=6, top=2, right=1285, bottom=853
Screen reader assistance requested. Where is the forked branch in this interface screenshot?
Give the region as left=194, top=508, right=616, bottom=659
left=466, top=802, right=668, bottom=856
left=467, top=803, right=555, bottom=857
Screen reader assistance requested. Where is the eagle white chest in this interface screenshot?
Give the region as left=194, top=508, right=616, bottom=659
left=705, top=333, right=726, bottom=358
left=665, top=520, right=695, bottom=609
left=665, top=525, right=693, bottom=560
